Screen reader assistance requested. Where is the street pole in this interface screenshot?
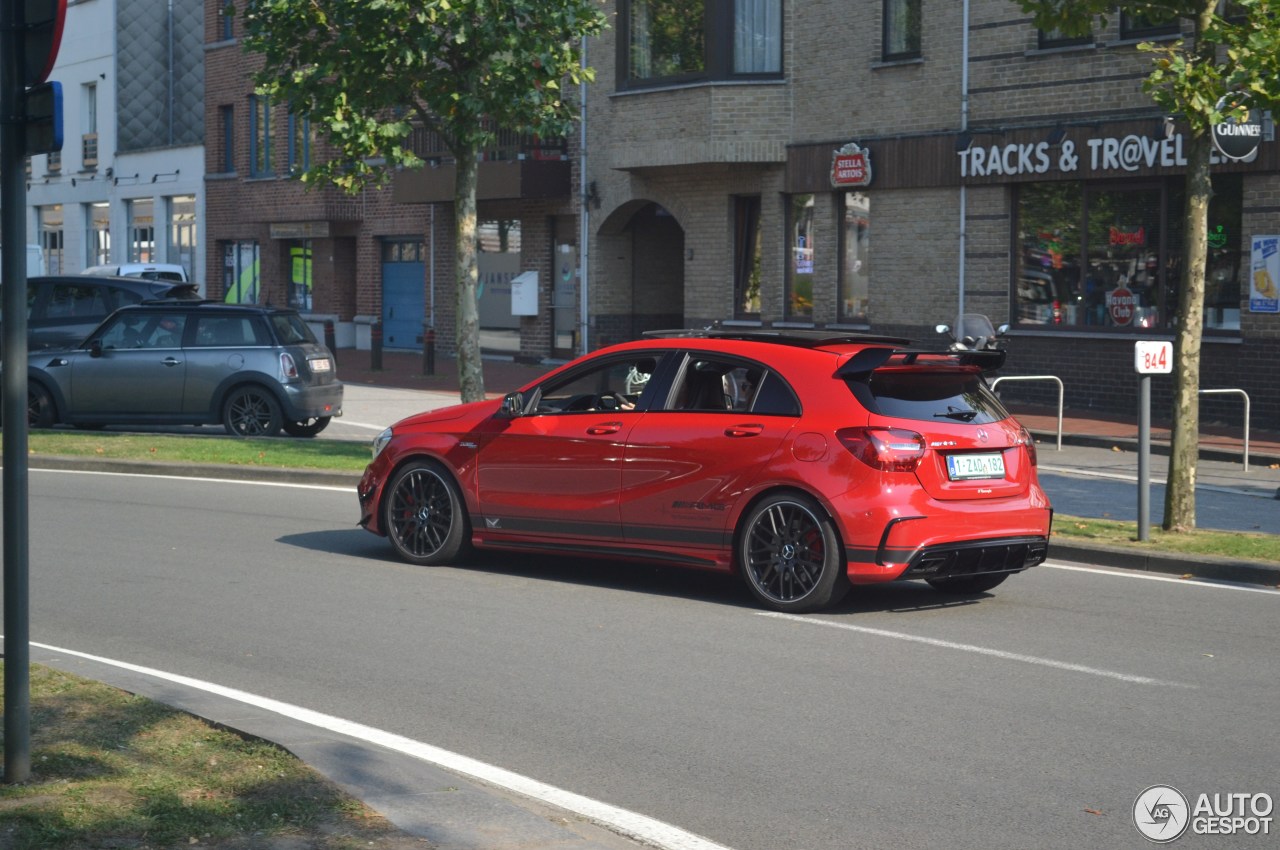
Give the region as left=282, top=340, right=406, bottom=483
left=1138, top=374, right=1151, bottom=542
left=2, top=0, right=33, bottom=784
left=1133, top=340, right=1172, bottom=544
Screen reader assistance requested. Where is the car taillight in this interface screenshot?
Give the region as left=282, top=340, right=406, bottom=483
left=837, top=427, right=926, bottom=473
left=1052, top=300, right=1063, bottom=324
left=1017, top=425, right=1038, bottom=467
left=280, top=352, right=299, bottom=380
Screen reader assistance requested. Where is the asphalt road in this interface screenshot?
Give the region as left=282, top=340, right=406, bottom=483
left=10, top=469, right=1279, bottom=849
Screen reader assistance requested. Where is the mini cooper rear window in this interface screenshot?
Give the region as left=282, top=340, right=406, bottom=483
left=271, top=313, right=318, bottom=345
left=863, top=370, right=1009, bottom=424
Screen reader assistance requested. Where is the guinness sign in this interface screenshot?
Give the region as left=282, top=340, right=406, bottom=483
left=1211, top=96, right=1263, bottom=162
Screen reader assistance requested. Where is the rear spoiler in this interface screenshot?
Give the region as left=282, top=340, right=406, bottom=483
left=836, top=346, right=1006, bottom=379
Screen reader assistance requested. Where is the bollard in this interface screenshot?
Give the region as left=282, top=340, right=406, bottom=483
left=423, top=326, right=436, bottom=376
left=370, top=321, right=383, bottom=371
left=323, top=319, right=337, bottom=364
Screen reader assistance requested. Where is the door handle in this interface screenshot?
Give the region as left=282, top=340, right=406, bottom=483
left=162, top=357, right=183, bottom=367
left=725, top=424, right=764, bottom=437
left=586, top=422, right=623, bottom=435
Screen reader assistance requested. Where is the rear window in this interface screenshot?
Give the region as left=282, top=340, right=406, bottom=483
left=861, top=370, right=1009, bottom=424
left=270, top=313, right=318, bottom=345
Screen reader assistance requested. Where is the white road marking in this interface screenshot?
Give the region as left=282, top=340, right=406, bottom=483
left=758, top=612, right=1195, bottom=688
left=21, top=640, right=734, bottom=850
left=1045, top=561, right=1280, bottom=594
left=332, top=419, right=388, bottom=431
left=32, top=467, right=352, bottom=493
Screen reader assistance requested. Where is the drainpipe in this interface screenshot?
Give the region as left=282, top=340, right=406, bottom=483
left=957, top=0, right=970, bottom=333
left=578, top=36, right=590, bottom=356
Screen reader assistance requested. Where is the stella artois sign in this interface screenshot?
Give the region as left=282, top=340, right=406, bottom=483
left=831, top=142, right=872, bottom=188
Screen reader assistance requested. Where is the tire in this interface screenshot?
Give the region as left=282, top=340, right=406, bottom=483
left=28, top=383, right=57, bottom=429
left=382, top=460, right=471, bottom=565
left=283, top=416, right=332, bottom=438
left=925, top=573, right=1010, bottom=594
left=222, top=386, right=283, bottom=437
left=738, top=492, right=849, bottom=613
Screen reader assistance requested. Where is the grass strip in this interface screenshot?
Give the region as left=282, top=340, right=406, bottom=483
left=0, top=664, right=423, bottom=849
left=24, top=431, right=370, bottom=472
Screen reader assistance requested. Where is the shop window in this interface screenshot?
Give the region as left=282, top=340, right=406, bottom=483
left=127, top=198, right=155, bottom=263
left=289, top=240, right=312, bottom=311
left=839, top=192, right=870, bottom=324
left=86, top=202, right=110, bottom=267
left=733, top=195, right=762, bottom=319
left=169, top=195, right=196, bottom=283
left=39, top=205, right=63, bottom=274
left=882, top=0, right=921, bottom=61
left=785, top=194, right=815, bottom=322
left=620, top=0, right=782, bottom=89
left=1014, top=176, right=1242, bottom=332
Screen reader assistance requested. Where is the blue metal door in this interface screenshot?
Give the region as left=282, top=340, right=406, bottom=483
left=381, top=261, right=425, bottom=348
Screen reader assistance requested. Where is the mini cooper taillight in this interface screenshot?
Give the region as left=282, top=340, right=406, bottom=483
left=837, top=427, right=926, bottom=473
left=279, top=352, right=299, bottom=380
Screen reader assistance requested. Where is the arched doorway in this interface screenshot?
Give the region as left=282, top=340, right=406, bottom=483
left=595, top=201, right=685, bottom=347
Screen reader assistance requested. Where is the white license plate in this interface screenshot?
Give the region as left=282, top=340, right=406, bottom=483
left=946, top=452, right=1006, bottom=481
left=310, top=358, right=332, bottom=373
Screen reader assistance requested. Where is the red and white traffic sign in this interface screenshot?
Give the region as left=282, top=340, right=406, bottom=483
left=1134, top=340, right=1173, bottom=374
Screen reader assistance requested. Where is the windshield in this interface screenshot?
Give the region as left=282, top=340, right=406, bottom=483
left=860, top=369, right=1009, bottom=424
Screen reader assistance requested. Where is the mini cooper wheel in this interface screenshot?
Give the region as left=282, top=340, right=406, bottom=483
left=28, top=383, right=56, bottom=429
left=738, top=492, right=848, bottom=613
left=383, top=460, right=471, bottom=565
left=283, top=416, right=331, bottom=438
left=223, top=386, right=283, bottom=437
left=925, top=573, right=1009, bottom=594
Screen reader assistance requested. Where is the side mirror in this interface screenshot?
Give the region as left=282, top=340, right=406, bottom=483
left=996, top=323, right=1010, bottom=335
left=935, top=323, right=951, bottom=335
left=499, top=391, right=525, bottom=418
left=88, top=340, right=104, bottom=358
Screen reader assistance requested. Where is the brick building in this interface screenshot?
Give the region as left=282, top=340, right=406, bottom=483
left=203, top=2, right=580, bottom=363
left=585, top=1, right=1279, bottom=428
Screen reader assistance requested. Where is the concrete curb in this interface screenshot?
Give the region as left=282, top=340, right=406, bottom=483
left=1049, top=540, right=1280, bottom=587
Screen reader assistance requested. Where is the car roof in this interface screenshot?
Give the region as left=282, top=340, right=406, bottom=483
left=112, top=300, right=297, bottom=316
left=636, top=328, right=1006, bottom=371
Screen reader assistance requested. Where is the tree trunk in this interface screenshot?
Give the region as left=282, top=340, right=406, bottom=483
left=1162, top=128, right=1211, bottom=532
left=453, top=151, right=486, bottom=403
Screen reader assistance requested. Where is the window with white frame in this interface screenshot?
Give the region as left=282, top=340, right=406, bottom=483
left=86, top=202, right=110, bottom=267
left=127, top=198, right=155, bottom=262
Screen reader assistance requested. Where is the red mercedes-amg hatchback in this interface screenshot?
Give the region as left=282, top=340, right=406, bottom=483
left=357, top=330, right=1051, bottom=612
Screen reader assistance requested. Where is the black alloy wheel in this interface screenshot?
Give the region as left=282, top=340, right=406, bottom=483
left=739, top=492, right=848, bottom=613
left=223, top=386, right=283, bottom=437
left=383, top=460, right=471, bottom=565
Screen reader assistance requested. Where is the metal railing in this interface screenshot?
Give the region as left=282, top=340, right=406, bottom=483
left=990, top=375, right=1064, bottom=451
left=1198, top=388, right=1251, bottom=471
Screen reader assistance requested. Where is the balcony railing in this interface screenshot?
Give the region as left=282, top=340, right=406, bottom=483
left=406, top=122, right=566, bottom=162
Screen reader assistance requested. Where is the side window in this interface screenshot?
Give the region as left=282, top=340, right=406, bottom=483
left=106, top=285, right=144, bottom=309
left=193, top=316, right=255, bottom=347
left=752, top=371, right=801, bottom=416
left=533, top=356, right=658, bottom=414
left=105, top=314, right=187, bottom=349
left=45, top=283, right=109, bottom=320
left=668, top=357, right=766, bottom=413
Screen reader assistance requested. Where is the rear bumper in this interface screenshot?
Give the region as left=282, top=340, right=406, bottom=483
left=835, top=494, right=1052, bottom=584
left=281, top=381, right=343, bottom=421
